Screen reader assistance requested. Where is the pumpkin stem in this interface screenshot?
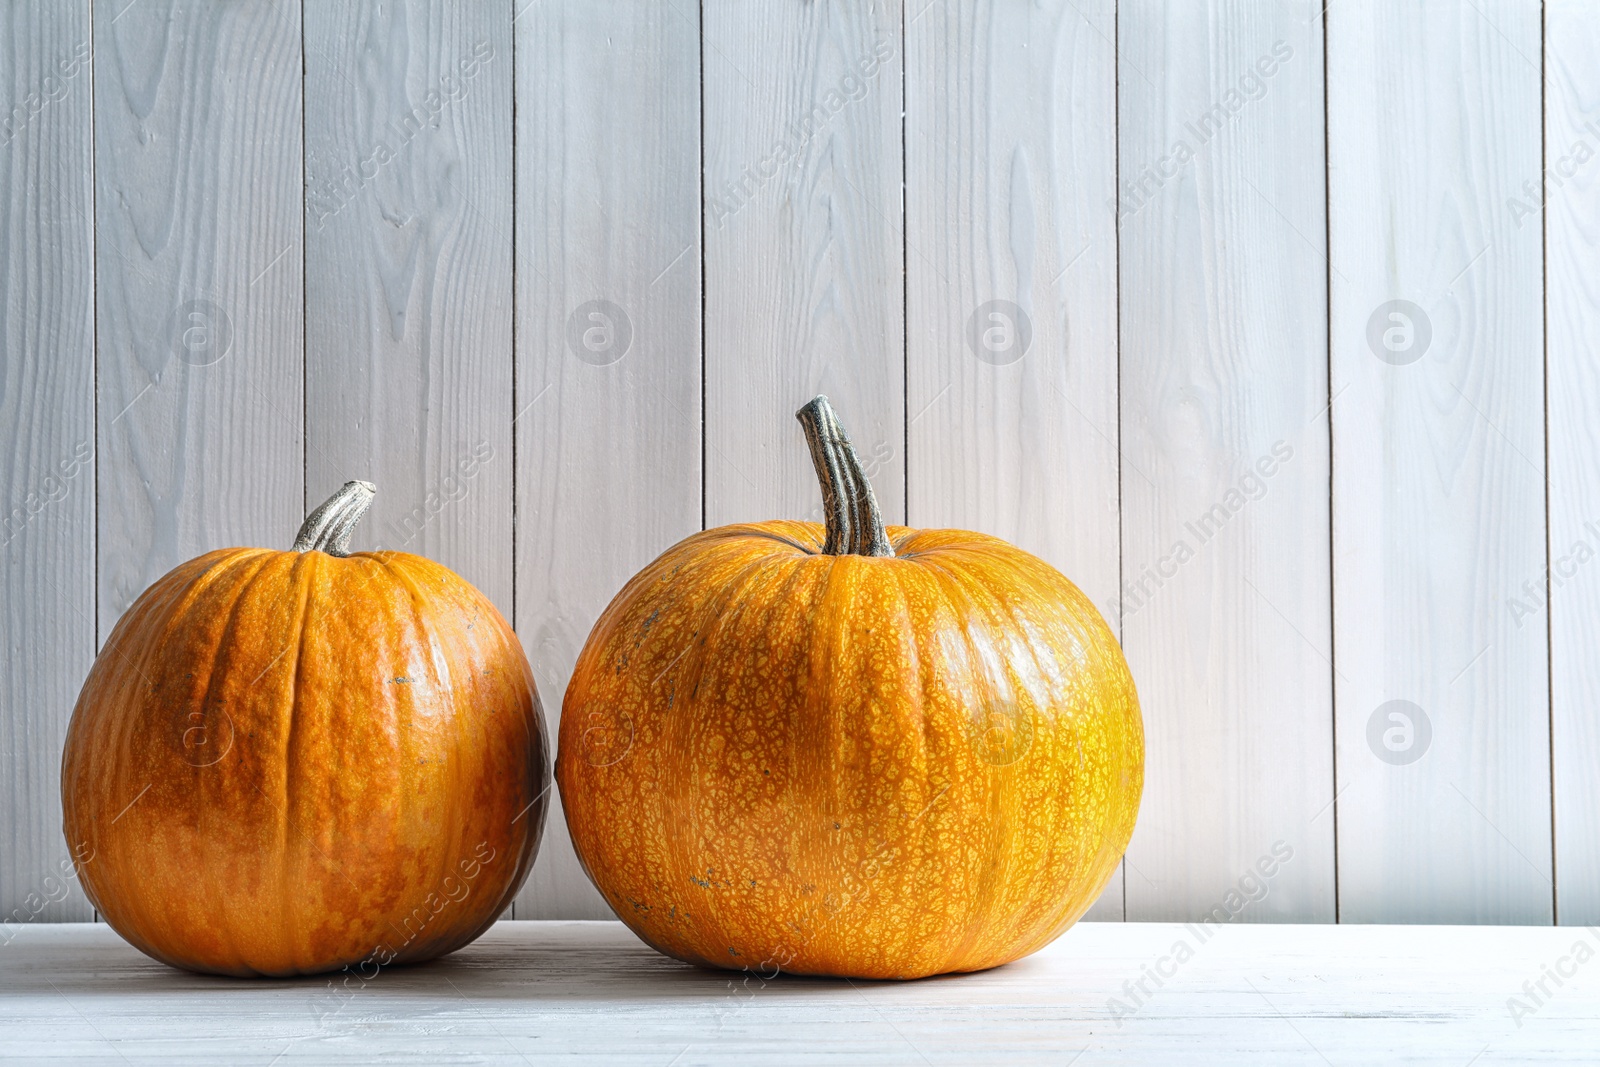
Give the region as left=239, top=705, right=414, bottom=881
left=796, top=396, right=894, bottom=558
left=293, top=481, right=377, bottom=557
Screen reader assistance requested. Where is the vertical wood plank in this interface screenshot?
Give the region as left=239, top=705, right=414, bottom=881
left=513, top=0, right=702, bottom=919
left=1328, top=0, right=1550, bottom=922
left=702, top=0, right=905, bottom=528
left=0, top=0, right=94, bottom=923
left=303, top=4, right=513, bottom=624
left=94, top=0, right=303, bottom=617
left=1542, top=0, right=1595, bottom=926
left=905, top=0, right=1123, bottom=919
left=1118, top=0, right=1334, bottom=921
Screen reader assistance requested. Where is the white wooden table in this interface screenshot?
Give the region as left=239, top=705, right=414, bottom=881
left=0, top=920, right=1593, bottom=1064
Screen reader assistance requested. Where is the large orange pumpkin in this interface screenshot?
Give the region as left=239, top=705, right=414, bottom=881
left=558, top=397, right=1142, bottom=979
left=61, top=481, right=548, bottom=977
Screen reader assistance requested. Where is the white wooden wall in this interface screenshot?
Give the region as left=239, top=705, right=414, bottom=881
left=1, top=0, right=1594, bottom=927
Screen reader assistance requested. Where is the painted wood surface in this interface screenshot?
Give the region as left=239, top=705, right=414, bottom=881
left=1545, top=0, right=1600, bottom=927
left=303, top=1, right=514, bottom=614
left=0, top=0, right=1594, bottom=929
left=1117, top=1, right=1335, bottom=921
left=702, top=0, right=905, bottom=529
left=1328, top=0, right=1551, bottom=923
left=93, top=0, right=305, bottom=629
left=511, top=0, right=702, bottom=919
left=0, top=0, right=94, bottom=923
left=2, top=920, right=1597, bottom=1063
left=905, top=0, right=1123, bottom=920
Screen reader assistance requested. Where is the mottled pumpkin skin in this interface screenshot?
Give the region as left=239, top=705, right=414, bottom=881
left=557, top=522, right=1142, bottom=980
left=61, top=548, right=548, bottom=977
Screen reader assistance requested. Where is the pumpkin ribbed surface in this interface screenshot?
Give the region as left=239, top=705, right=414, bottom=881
left=61, top=546, right=547, bottom=977
left=557, top=521, right=1142, bottom=979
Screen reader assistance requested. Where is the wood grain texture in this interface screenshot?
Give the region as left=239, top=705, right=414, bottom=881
left=702, top=0, right=905, bottom=528
left=1328, top=0, right=1551, bottom=923
left=0, top=0, right=1591, bottom=930
left=1118, top=1, right=1335, bottom=921
left=2, top=921, right=1598, bottom=1062
left=93, top=0, right=303, bottom=618
left=1543, top=0, right=1599, bottom=927
left=0, top=0, right=94, bottom=924
left=512, top=0, right=702, bottom=919
left=905, top=0, right=1124, bottom=920
left=303, top=4, right=512, bottom=615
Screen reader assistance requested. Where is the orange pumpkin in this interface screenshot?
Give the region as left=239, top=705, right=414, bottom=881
left=61, top=482, right=548, bottom=977
left=557, top=397, right=1142, bottom=979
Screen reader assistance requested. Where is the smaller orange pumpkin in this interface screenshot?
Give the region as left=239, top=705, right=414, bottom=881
left=61, top=482, right=548, bottom=977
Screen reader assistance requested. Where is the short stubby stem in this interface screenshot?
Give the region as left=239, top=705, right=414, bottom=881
left=795, top=396, right=894, bottom=558
left=293, top=481, right=377, bottom=557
